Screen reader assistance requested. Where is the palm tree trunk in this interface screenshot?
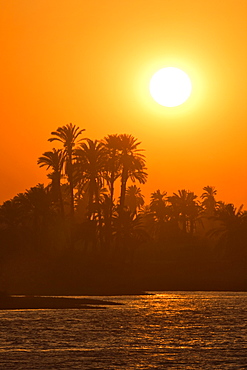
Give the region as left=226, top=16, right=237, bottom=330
left=182, top=214, right=187, bottom=233
left=58, top=183, right=64, bottom=219
left=67, top=151, right=74, bottom=218
left=119, top=167, right=128, bottom=211
left=190, top=217, right=194, bottom=234
left=53, top=174, right=64, bottom=219
left=94, top=185, right=104, bottom=247
left=88, top=180, right=95, bottom=220
left=67, top=151, right=75, bottom=249
left=109, top=174, right=115, bottom=220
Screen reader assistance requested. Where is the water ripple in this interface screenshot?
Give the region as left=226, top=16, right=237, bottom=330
left=0, top=292, right=246, bottom=369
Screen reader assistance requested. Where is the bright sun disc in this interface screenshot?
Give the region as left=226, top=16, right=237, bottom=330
left=149, top=67, right=192, bottom=107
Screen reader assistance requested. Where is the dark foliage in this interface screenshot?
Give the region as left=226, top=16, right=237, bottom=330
left=0, top=127, right=246, bottom=294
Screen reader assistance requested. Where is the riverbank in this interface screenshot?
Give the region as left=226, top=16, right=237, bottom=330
left=0, top=295, right=122, bottom=310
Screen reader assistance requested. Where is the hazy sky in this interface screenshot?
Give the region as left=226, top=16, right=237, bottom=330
left=1, top=0, right=247, bottom=206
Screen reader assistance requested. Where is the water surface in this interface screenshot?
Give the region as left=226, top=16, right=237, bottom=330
left=0, top=292, right=246, bottom=369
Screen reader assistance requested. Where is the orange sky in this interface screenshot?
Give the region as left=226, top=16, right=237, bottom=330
left=1, top=0, right=247, bottom=207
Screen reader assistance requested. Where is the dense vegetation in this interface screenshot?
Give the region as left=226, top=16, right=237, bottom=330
left=0, top=124, right=246, bottom=294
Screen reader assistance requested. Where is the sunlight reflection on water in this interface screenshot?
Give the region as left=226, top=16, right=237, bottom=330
left=0, top=292, right=246, bottom=369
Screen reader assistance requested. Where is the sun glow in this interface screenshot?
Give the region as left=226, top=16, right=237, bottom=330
left=149, top=67, right=192, bottom=107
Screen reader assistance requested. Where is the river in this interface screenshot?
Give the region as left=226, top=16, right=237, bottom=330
left=0, top=292, right=246, bottom=369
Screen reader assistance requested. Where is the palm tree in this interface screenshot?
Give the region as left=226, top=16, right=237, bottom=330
left=208, top=202, right=247, bottom=260
left=75, top=139, right=107, bottom=220
left=0, top=198, right=22, bottom=229
left=150, top=190, right=168, bottom=222
left=125, top=185, right=145, bottom=215
left=201, top=186, right=218, bottom=215
left=112, top=207, right=149, bottom=252
left=0, top=186, right=53, bottom=249
left=102, top=134, right=121, bottom=219
left=198, top=186, right=218, bottom=235
left=48, top=123, right=85, bottom=217
left=168, top=189, right=199, bottom=233
left=148, top=190, right=179, bottom=241
left=11, top=184, right=52, bottom=238
left=37, top=148, right=64, bottom=216
left=118, top=134, right=147, bottom=212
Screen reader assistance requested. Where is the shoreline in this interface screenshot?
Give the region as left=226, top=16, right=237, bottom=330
left=0, top=295, right=123, bottom=310
left=1, top=289, right=246, bottom=310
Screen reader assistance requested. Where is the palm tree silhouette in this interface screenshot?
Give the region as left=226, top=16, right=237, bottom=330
left=11, top=184, right=52, bottom=239
left=201, top=186, right=218, bottom=215
left=198, top=186, right=219, bottom=235
left=48, top=123, right=85, bottom=218
left=168, top=189, right=199, bottom=233
left=103, top=134, right=121, bottom=219
left=208, top=202, right=247, bottom=260
left=125, top=185, right=145, bottom=215
left=147, top=189, right=178, bottom=241
left=75, top=139, right=107, bottom=220
left=0, top=198, right=23, bottom=230
left=150, top=190, right=168, bottom=222
left=112, top=207, right=149, bottom=251
left=0, top=185, right=53, bottom=250
left=37, top=148, right=65, bottom=216
left=117, top=134, right=147, bottom=212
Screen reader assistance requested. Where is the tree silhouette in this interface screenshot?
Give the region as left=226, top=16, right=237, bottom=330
left=208, top=202, right=247, bottom=259
left=201, top=186, right=218, bottom=215
left=3, top=124, right=247, bottom=294
left=125, top=185, right=145, bottom=215
left=75, top=139, right=107, bottom=220
left=150, top=190, right=168, bottom=222
left=112, top=207, right=149, bottom=252
left=102, top=134, right=121, bottom=220
left=146, top=190, right=171, bottom=241
left=37, top=148, right=65, bottom=216
left=48, top=123, right=85, bottom=218
left=4, top=184, right=53, bottom=249
left=168, top=189, right=199, bottom=233
left=0, top=195, right=29, bottom=253
left=0, top=199, right=22, bottom=229
left=21, top=184, right=52, bottom=231
left=117, top=134, right=147, bottom=212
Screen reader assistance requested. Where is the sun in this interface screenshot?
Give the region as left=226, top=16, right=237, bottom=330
left=149, top=67, right=192, bottom=107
